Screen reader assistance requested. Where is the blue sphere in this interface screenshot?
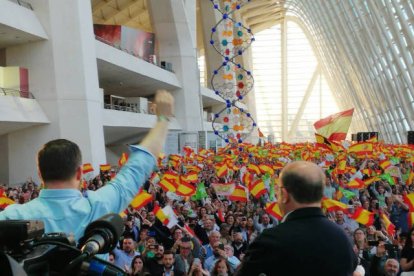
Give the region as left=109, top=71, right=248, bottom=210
left=236, top=5, right=241, bottom=9
left=225, top=57, right=229, bottom=61
left=238, top=139, right=243, bottom=143
left=215, top=114, right=219, bottom=118
left=213, top=70, right=218, bottom=74
left=214, top=4, right=218, bottom=9
left=240, top=108, right=244, bottom=112
left=226, top=103, right=231, bottom=108
left=249, top=153, right=253, bottom=158
left=239, top=147, right=243, bottom=151
left=237, top=64, right=241, bottom=68
left=251, top=37, right=256, bottom=41
left=223, top=14, right=228, bottom=19
left=238, top=96, right=243, bottom=100
left=247, top=113, right=251, bottom=117
left=225, top=139, right=229, bottom=143
left=210, top=40, right=214, bottom=45
left=247, top=29, right=251, bottom=33
left=214, top=131, right=218, bottom=135
left=247, top=71, right=251, bottom=75
left=253, top=123, right=257, bottom=127
left=222, top=62, right=227, bottom=66
left=215, top=91, right=219, bottom=95
left=212, top=27, right=216, bottom=32
left=238, top=50, right=242, bottom=55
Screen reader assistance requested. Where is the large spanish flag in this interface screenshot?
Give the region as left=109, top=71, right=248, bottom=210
left=346, top=178, right=365, bottom=189
left=176, top=181, right=196, bottom=196
left=351, top=207, right=374, bottom=226
left=130, top=189, right=153, bottom=210
left=216, top=164, right=228, bottom=178
left=313, top=108, right=354, bottom=141
left=228, top=185, right=248, bottom=202
left=265, top=202, right=283, bottom=220
left=247, top=164, right=261, bottom=175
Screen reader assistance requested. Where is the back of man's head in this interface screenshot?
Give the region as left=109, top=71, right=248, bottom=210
left=38, top=139, right=81, bottom=183
left=281, top=161, right=324, bottom=204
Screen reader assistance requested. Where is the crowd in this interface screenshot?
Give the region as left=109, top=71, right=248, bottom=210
left=2, top=140, right=414, bottom=276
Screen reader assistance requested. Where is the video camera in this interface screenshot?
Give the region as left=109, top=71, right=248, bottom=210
left=0, top=214, right=126, bottom=275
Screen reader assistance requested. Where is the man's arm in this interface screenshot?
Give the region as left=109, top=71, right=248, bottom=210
left=94, top=90, right=174, bottom=213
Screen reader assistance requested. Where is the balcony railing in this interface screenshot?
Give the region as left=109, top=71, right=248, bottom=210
left=95, top=36, right=174, bottom=73
left=104, top=103, right=155, bottom=115
left=0, top=87, right=35, bottom=99
left=7, top=0, right=33, bottom=10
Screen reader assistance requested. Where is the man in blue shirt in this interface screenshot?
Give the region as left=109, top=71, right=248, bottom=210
left=0, top=90, right=174, bottom=243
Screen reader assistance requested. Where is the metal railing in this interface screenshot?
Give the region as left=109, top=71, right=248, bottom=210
left=0, top=87, right=35, bottom=99
left=104, top=103, right=155, bottom=115
left=7, top=0, right=33, bottom=10
left=95, top=35, right=175, bottom=73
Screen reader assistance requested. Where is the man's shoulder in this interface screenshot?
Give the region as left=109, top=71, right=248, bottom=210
left=0, top=199, right=42, bottom=219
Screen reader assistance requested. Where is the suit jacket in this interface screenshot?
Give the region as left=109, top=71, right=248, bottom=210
left=236, top=207, right=357, bottom=276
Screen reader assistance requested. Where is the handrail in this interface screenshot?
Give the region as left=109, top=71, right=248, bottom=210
left=0, top=87, right=35, bottom=99
left=7, top=0, right=33, bottom=10
left=95, top=35, right=175, bottom=73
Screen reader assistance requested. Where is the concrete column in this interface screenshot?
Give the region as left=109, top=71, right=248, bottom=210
left=5, top=0, right=105, bottom=184
left=148, top=0, right=203, bottom=132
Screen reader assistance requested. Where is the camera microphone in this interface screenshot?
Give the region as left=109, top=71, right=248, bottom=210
left=78, top=214, right=123, bottom=257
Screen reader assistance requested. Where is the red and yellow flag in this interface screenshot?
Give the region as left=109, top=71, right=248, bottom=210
left=181, top=172, right=198, bottom=183
left=247, top=164, right=261, bottom=175
left=322, top=198, right=348, bottom=212
left=259, top=164, right=274, bottom=175
left=228, top=185, right=248, bottom=202
left=404, top=193, right=414, bottom=211
left=265, top=202, right=283, bottom=220
left=216, top=164, right=228, bottom=178
left=130, top=189, right=153, bottom=210
left=408, top=212, right=414, bottom=228
left=82, top=163, right=94, bottom=174
left=100, top=164, right=111, bottom=171
left=176, top=181, right=196, bottom=196
left=379, top=159, right=392, bottom=170
left=313, top=108, right=354, bottom=141
left=347, top=178, right=365, bottom=189
left=348, top=143, right=373, bottom=155
left=351, top=207, right=374, bottom=226
left=364, top=176, right=381, bottom=186
left=249, top=179, right=267, bottom=199
left=118, top=153, right=129, bottom=167
left=380, top=213, right=395, bottom=236
left=159, top=178, right=178, bottom=193
left=0, top=196, right=15, bottom=209
left=154, top=205, right=170, bottom=226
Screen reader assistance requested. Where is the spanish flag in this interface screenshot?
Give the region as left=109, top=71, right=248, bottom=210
left=182, top=172, right=198, bottom=183
left=159, top=178, right=177, bottom=193
left=313, top=108, right=354, bottom=141
left=100, top=164, right=111, bottom=171
left=247, top=164, right=261, bottom=175
left=228, top=185, right=248, bottom=202
left=0, top=196, right=15, bottom=209
left=185, top=165, right=202, bottom=173
left=347, top=178, right=365, bottom=189
left=351, top=207, right=374, bottom=226
left=249, top=179, right=267, bottom=199
left=348, top=143, right=373, bottom=155
left=118, top=153, right=129, bottom=167
left=130, top=189, right=153, bottom=210
left=176, top=181, right=196, bottom=196
left=322, top=198, right=348, bottom=212
left=216, top=164, right=228, bottom=178
left=404, top=193, right=414, bottom=211
left=407, top=170, right=414, bottom=185
left=364, top=176, right=381, bottom=186
left=408, top=212, right=414, bottom=228
left=265, top=202, right=283, bottom=220
left=380, top=213, right=395, bottom=236
left=379, top=159, right=392, bottom=170
left=82, top=163, right=94, bottom=174
left=259, top=164, right=274, bottom=175
left=154, top=205, right=169, bottom=226
left=242, top=172, right=253, bottom=187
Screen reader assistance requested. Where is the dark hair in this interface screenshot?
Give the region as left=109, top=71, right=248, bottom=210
left=404, top=227, right=414, bottom=249
left=163, top=250, right=174, bottom=257
left=281, top=168, right=324, bottom=203
left=38, top=139, right=81, bottom=182
left=212, top=258, right=231, bottom=275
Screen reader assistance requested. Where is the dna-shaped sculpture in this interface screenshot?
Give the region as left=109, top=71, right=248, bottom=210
left=210, top=0, right=257, bottom=145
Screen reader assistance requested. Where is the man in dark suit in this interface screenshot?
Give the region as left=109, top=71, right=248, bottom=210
left=236, top=161, right=358, bottom=276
